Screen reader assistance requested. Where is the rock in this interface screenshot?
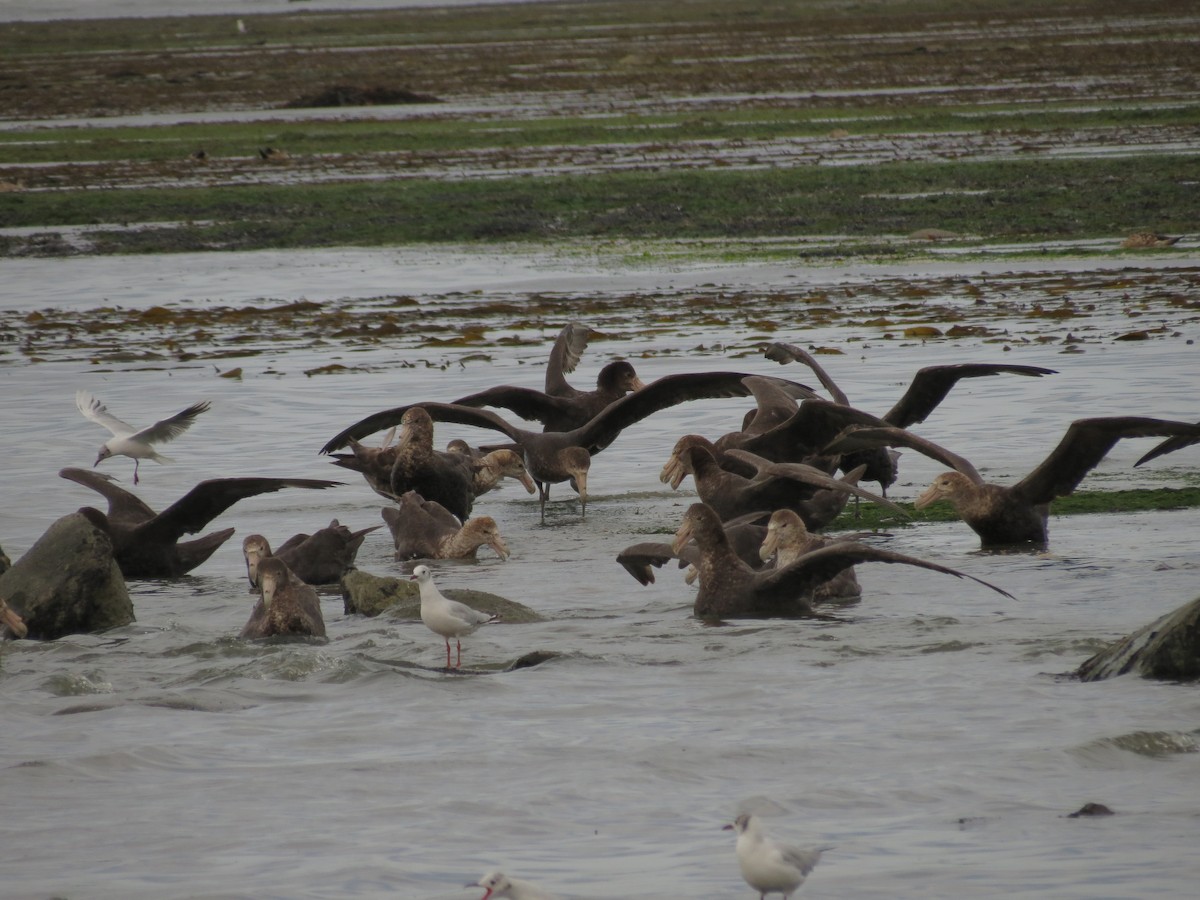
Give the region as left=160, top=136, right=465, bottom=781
left=0, top=513, right=133, bottom=640
left=506, top=650, right=559, bottom=670
left=1066, top=802, right=1115, bottom=818
left=1076, top=593, right=1200, bottom=681
left=0, top=543, right=10, bottom=575
left=341, top=569, right=545, bottom=622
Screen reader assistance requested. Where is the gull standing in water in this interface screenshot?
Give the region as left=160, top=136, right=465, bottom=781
left=75, top=391, right=211, bottom=484
left=411, top=564, right=499, bottom=668
left=725, top=813, right=829, bottom=898
left=472, top=870, right=557, bottom=900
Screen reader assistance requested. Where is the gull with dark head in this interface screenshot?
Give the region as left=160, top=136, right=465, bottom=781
left=76, top=390, right=210, bottom=484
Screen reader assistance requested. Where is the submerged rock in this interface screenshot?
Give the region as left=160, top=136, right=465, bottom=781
left=1066, top=802, right=1115, bottom=818
left=341, top=569, right=545, bottom=622
left=0, top=513, right=133, bottom=640
left=1077, top=593, right=1200, bottom=681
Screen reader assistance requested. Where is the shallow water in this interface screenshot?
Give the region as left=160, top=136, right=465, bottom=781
left=2, top=247, right=1200, bottom=899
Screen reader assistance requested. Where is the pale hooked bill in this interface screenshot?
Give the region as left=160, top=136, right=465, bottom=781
left=725, top=813, right=830, bottom=898
left=75, top=390, right=210, bottom=484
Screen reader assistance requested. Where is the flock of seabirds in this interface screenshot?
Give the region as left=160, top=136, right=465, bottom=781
left=6, top=322, right=1200, bottom=898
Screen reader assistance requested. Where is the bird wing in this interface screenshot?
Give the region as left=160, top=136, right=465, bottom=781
left=569, top=372, right=759, bottom=455
left=75, top=391, right=136, bottom=437
left=130, top=400, right=210, bottom=444
left=884, top=364, right=1057, bottom=428
left=778, top=845, right=824, bottom=877
left=321, top=402, right=523, bottom=454
left=445, top=597, right=496, bottom=626
left=762, top=342, right=851, bottom=405
left=723, top=449, right=910, bottom=517
left=756, top=541, right=1014, bottom=601
left=1135, top=428, right=1200, bottom=467
left=616, top=541, right=698, bottom=585
left=740, top=376, right=819, bottom=435
left=452, top=385, right=577, bottom=428
left=545, top=322, right=595, bottom=393
left=59, top=466, right=157, bottom=523
left=140, top=477, right=342, bottom=543
left=400, top=490, right=462, bottom=529
left=740, top=398, right=886, bottom=460
left=821, top=424, right=985, bottom=484
left=1012, top=417, right=1200, bottom=505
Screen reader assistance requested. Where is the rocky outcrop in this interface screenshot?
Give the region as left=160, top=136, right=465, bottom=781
left=1077, top=594, right=1200, bottom=681
left=341, top=569, right=544, bottom=623
left=0, top=513, right=133, bottom=640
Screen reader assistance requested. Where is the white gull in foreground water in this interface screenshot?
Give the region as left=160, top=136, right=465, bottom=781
left=472, top=870, right=557, bottom=900
left=75, top=390, right=210, bottom=484
left=725, top=813, right=830, bottom=898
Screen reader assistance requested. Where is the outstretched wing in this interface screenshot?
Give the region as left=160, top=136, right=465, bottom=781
left=740, top=375, right=819, bottom=435
left=616, top=541, right=696, bottom=585
left=1012, top=417, right=1200, bottom=505
left=1135, top=427, right=1200, bottom=468
left=452, top=385, right=577, bottom=428
left=884, top=364, right=1057, bottom=428
left=321, top=403, right=523, bottom=454
left=756, top=541, right=1014, bottom=602
left=723, top=449, right=909, bottom=517
left=143, top=477, right=342, bottom=543
left=762, top=342, right=850, bottom=405
left=821, top=424, right=985, bottom=484
left=570, top=372, right=759, bottom=455
left=740, top=398, right=887, bottom=461
left=59, top=466, right=157, bottom=524
left=76, top=391, right=136, bottom=437
left=131, top=400, right=211, bottom=444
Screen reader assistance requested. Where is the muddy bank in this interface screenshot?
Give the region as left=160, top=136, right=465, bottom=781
left=2, top=1, right=1197, bottom=121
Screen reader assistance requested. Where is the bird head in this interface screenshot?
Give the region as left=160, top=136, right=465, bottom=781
left=242, top=534, right=271, bottom=587
left=914, top=471, right=967, bottom=509
left=472, top=871, right=512, bottom=900
left=257, top=557, right=289, bottom=609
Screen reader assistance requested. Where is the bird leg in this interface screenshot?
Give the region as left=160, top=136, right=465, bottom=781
left=538, top=482, right=550, bottom=524
left=444, top=638, right=452, bottom=669
left=133, top=460, right=141, bottom=485
left=455, top=638, right=463, bottom=668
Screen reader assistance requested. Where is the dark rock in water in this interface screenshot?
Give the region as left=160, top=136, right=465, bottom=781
left=1077, top=593, right=1200, bottom=681
left=340, top=569, right=545, bottom=622
left=0, top=512, right=133, bottom=640
left=1066, top=802, right=1115, bottom=818
left=0, top=543, right=10, bottom=575
left=506, top=650, right=559, bottom=670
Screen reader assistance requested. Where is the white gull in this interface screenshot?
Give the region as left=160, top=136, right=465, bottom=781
left=724, top=813, right=829, bottom=899
left=410, top=564, right=498, bottom=669
left=471, top=870, right=557, bottom=900
left=75, top=390, right=210, bottom=484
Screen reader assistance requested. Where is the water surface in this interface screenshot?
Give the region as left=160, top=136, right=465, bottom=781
left=2, top=247, right=1199, bottom=899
